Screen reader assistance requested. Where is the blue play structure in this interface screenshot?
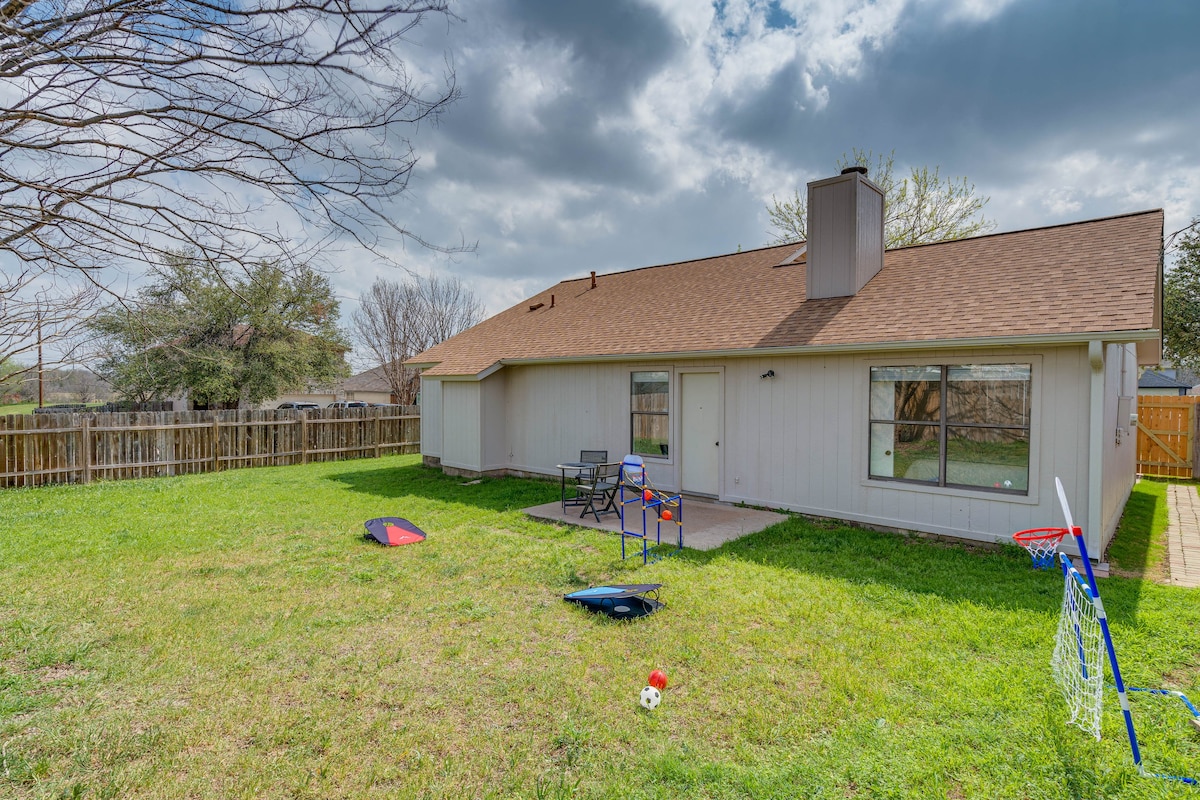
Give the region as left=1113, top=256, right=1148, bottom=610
left=618, top=455, right=683, bottom=564
left=1052, top=477, right=1199, bottom=785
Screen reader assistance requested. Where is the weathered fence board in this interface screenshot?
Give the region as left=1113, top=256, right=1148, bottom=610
left=0, top=407, right=420, bottom=488
left=1136, top=395, right=1200, bottom=479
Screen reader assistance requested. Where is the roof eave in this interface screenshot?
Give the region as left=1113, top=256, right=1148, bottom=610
left=493, top=329, right=1161, bottom=368
left=415, top=329, right=1160, bottom=379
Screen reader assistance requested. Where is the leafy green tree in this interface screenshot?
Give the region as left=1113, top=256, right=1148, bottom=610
left=90, top=256, right=349, bottom=408
left=767, top=149, right=995, bottom=248
left=1164, top=219, right=1200, bottom=374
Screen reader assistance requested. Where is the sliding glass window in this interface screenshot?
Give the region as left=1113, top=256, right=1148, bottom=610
left=869, top=364, right=1031, bottom=493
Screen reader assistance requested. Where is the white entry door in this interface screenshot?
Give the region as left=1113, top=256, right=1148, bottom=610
left=681, top=372, right=720, bottom=496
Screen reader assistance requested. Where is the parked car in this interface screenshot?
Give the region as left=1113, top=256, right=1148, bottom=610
left=277, top=401, right=320, bottom=410
left=327, top=401, right=369, bottom=408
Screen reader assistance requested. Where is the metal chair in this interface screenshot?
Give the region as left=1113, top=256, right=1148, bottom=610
left=580, top=461, right=620, bottom=521
left=572, top=450, right=608, bottom=504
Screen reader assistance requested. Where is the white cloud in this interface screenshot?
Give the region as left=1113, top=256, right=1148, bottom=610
left=985, top=149, right=1200, bottom=243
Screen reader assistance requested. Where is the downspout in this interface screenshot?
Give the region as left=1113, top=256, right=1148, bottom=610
left=1088, top=340, right=1105, bottom=562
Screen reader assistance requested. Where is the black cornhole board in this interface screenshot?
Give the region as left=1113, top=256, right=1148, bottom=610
left=563, top=584, right=663, bottom=620
left=363, top=517, right=426, bottom=546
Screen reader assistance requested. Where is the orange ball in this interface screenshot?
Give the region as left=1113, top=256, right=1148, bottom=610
left=661, top=509, right=673, bottom=521
left=643, top=489, right=653, bottom=502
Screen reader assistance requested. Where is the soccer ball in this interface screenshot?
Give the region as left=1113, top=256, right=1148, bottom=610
left=639, top=685, right=661, bottom=710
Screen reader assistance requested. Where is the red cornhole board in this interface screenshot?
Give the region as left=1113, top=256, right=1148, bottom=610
left=363, top=517, right=426, bottom=546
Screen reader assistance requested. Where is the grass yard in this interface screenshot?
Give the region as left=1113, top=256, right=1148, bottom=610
left=2, top=457, right=1199, bottom=799
left=0, top=403, right=39, bottom=416
left=1107, top=478, right=1172, bottom=581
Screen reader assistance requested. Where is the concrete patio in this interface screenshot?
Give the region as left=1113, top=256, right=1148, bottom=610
left=524, top=495, right=789, bottom=551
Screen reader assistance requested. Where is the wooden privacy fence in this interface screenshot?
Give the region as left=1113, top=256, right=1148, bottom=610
left=1136, top=395, right=1200, bottom=479
left=0, top=406, right=420, bottom=488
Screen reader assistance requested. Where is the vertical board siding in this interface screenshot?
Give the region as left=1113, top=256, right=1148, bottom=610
left=1136, top=394, right=1200, bottom=478
left=1100, top=344, right=1139, bottom=550
left=0, top=407, right=419, bottom=488
left=441, top=382, right=481, bottom=470
left=488, top=343, right=1105, bottom=545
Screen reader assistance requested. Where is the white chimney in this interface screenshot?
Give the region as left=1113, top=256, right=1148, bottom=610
left=806, top=166, right=885, bottom=300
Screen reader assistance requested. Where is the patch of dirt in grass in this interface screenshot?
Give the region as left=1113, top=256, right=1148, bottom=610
left=36, top=664, right=91, bottom=683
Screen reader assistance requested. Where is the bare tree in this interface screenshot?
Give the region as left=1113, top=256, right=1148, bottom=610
left=353, top=274, right=481, bottom=404
left=0, top=270, right=98, bottom=391
left=768, top=149, right=995, bottom=248
left=0, top=0, right=466, bottom=364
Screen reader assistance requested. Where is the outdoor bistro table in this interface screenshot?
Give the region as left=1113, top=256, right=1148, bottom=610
left=556, top=461, right=597, bottom=512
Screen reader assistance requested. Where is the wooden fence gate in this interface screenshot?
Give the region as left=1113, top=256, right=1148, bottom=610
left=1136, top=395, right=1200, bottom=478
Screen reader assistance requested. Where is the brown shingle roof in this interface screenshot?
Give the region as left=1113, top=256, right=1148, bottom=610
left=342, top=365, right=392, bottom=392
left=410, top=210, right=1163, bottom=376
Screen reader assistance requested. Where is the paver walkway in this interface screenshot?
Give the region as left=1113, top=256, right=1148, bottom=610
left=1166, top=483, right=1200, bottom=587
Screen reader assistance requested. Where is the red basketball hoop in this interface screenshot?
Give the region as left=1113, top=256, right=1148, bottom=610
left=1013, top=527, right=1069, bottom=569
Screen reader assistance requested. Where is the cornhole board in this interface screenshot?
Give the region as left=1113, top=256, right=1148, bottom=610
left=563, top=584, right=663, bottom=620
left=363, top=517, right=426, bottom=546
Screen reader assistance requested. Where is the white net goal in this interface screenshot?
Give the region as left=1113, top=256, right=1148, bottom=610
left=1051, top=558, right=1105, bottom=740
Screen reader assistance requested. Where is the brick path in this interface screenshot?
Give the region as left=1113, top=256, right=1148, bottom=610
left=1166, top=483, right=1200, bottom=588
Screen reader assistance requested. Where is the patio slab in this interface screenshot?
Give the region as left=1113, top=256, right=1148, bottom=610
left=524, top=496, right=789, bottom=551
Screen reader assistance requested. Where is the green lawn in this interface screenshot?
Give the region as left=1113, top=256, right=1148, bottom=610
left=0, top=402, right=38, bottom=416
left=2, top=457, right=1199, bottom=798
left=1107, top=478, right=1172, bottom=581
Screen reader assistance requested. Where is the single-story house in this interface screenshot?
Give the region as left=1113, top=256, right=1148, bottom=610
left=270, top=366, right=395, bottom=408
left=337, top=365, right=396, bottom=405
left=409, top=169, right=1163, bottom=559
left=1138, top=368, right=1195, bottom=396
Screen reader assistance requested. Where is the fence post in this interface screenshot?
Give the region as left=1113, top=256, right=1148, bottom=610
left=374, top=411, right=381, bottom=459
left=80, top=416, right=92, bottom=484
left=1185, top=402, right=1195, bottom=479
left=300, top=414, right=308, bottom=464
left=211, top=417, right=221, bottom=473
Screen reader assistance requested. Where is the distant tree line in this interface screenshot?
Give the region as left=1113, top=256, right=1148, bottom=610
left=0, top=364, right=112, bottom=406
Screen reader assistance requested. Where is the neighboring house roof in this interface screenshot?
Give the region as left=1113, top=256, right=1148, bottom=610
left=342, top=365, right=393, bottom=393
left=1139, top=369, right=1192, bottom=390
left=410, top=210, right=1163, bottom=377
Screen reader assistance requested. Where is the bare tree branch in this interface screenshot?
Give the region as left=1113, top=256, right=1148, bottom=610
left=352, top=273, right=480, bottom=404
left=0, top=0, right=469, bottom=286
left=767, top=149, right=995, bottom=249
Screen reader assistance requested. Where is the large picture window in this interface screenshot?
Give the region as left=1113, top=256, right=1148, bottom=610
left=631, top=371, right=669, bottom=458
left=869, top=364, right=1031, bottom=493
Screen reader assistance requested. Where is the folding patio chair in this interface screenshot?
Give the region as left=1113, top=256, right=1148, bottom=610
left=580, top=461, right=620, bottom=521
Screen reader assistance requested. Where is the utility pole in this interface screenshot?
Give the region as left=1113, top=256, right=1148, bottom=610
left=36, top=300, right=43, bottom=408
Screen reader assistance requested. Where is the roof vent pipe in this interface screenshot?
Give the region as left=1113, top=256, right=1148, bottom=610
left=550, top=294, right=555, bottom=308
left=590, top=271, right=596, bottom=289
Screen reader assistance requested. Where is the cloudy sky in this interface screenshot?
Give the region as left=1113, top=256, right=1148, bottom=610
left=336, top=0, right=1199, bottom=338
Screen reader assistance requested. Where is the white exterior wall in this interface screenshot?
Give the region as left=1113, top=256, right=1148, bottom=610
left=480, top=371, right=509, bottom=473
left=420, top=378, right=443, bottom=459
left=492, top=345, right=1121, bottom=547
left=441, top=380, right=481, bottom=472
left=1099, top=343, right=1139, bottom=551
left=428, top=341, right=1141, bottom=550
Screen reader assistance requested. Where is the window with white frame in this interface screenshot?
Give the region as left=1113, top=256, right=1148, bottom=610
left=869, top=364, right=1031, bottom=493
left=631, top=371, right=669, bottom=458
